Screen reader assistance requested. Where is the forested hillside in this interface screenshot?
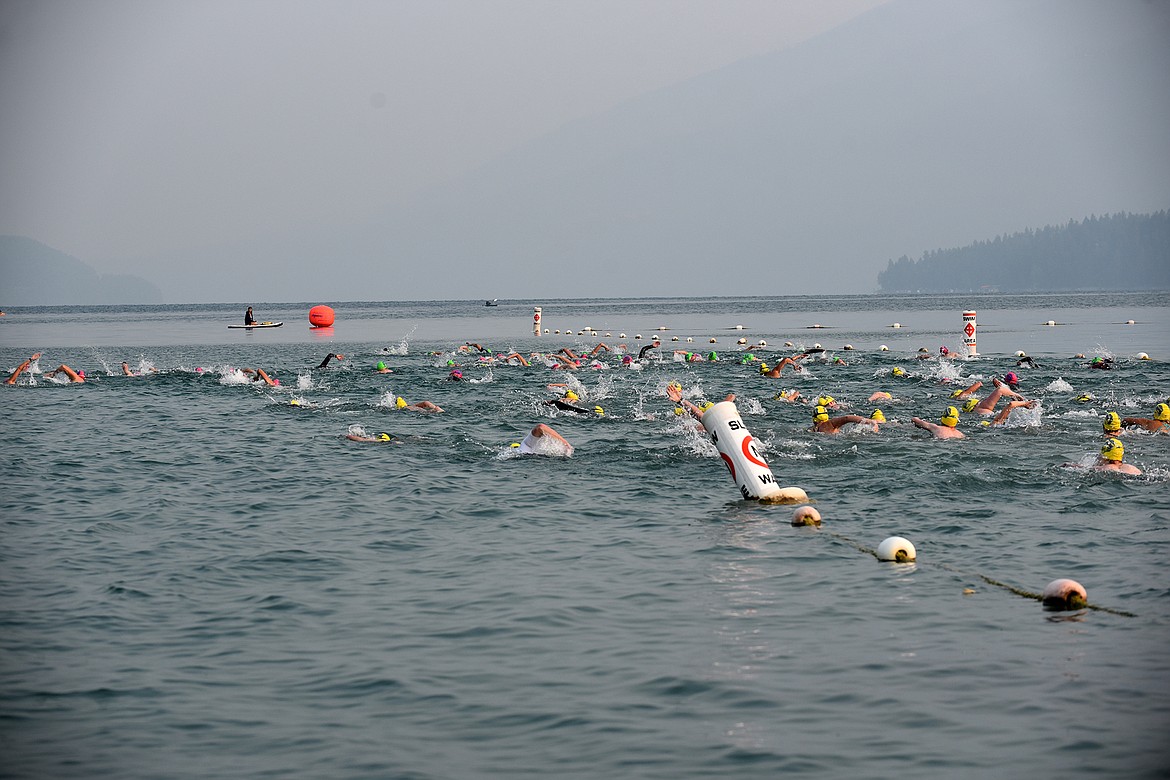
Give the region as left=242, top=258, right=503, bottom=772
left=877, top=212, right=1169, bottom=292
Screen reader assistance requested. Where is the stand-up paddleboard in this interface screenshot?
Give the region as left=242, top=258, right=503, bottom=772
left=228, top=321, right=283, bottom=329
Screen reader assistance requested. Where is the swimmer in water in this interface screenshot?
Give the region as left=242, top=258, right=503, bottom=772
left=242, top=368, right=278, bottom=386
left=989, top=399, right=1039, bottom=426
left=374, top=361, right=393, bottom=374
left=559, top=344, right=611, bottom=361
left=1102, top=411, right=1123, bottom=436
left=637, top=339, right=662, bottom=360
left=665, top=382, right=731, bottom=420
left=912, top=406, right=965, bottom=439
left=1093, top=438, right=1142, bottom=475
left=1122, top=404, right=1170, bottom=434
left=516, top=423, right=574, bottom=456
left=970, top=377, right=1026, bottom=415
left=45, top=364, right=86, bottom=383
left=316, top=353, right=345, bottom=368
left=1016, top=354, right=1040, bottom=368
left=811, top=405, right=878, bottom=434
left=393, top=397, right=443, bottom=413
left=346, top=431, right=400, bottom=443
left=760, top=353, right=808, bottom=378
left=5, top=352, right=42, bottom=384
left=121, top=361, right=158, bottom=376
left=948, top=380, right=983, bottom=400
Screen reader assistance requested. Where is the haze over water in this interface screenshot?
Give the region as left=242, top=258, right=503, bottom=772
left=2, top=293, right=1168, bottom=779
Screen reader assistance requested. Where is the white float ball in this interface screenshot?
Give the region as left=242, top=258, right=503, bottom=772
left=1041, top=578, right=1087, bottom=610
left=791, top=505, right=822, bottom=527
left=876, top=536, right=916, bottom=562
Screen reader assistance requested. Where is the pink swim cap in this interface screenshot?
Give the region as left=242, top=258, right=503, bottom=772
left=1005, top=371, right=1018, bottom=384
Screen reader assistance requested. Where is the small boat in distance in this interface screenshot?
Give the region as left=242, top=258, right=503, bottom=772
left=485, top=299, right=498, bottom=307
left=228, top=321, right=283, bottom=329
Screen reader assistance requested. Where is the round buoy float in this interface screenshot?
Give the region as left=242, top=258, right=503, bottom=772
left=1041, top=578, right=1087, bottom=610
left=308, top=305, right=335, bottom=328
left=1045, top=320, right=1056, bottom=326
left=876, top=536, right=916, bottom=562
left=879, top=345, right=889, bottom=351
left=792, top=505, right=822, bottom=527
left=1137, top=352, right=1150, bottom=360
left=891, top=322, right=901, bottom=329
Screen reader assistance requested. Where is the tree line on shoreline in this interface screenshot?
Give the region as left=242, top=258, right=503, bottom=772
left=877, top=211, right=1169, bottom=293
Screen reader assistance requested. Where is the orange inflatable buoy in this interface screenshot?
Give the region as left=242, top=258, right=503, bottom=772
left=308, top=305, right=335, bottom=328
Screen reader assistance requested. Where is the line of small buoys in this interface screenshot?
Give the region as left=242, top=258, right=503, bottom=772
left=788, top=515, right=1136, bottom=615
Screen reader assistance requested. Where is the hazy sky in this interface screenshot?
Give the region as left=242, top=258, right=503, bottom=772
left=0, top=0, right=886, bottom=275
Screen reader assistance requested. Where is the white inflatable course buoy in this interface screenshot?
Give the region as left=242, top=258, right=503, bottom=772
left=700, top=401, right=808, bottom=504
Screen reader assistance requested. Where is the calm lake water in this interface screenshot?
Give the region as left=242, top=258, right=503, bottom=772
left=2, top=293, right=1168, bottom=779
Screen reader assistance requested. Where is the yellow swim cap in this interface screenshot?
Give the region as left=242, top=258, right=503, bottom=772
left=565, top=390, right=579, bottom=401
left=1103, top=412, right=1121, bottom=432
left=378, top=433, right=393, bottom=441
left=950, top=389, right=963, bottom=399
left=289, top=399, right=301, bottom=406
left=759, top=363, right=770, bottom=373
left=700, top=401, right=714, bottom=411
left=813, top=405, right=830, bottom=423
left=962, top=398, right=979, bottom=412
left=870, top=409, right=886, bottom=422
left=1101, top=437, right=1124, bottom=461
left=395, top=396, right=407, bottom=409
left=593, top=406, right=605, bottom=416
left=941, top=406, right=960, bottom=427
left=817, top=395, right=834, bottom=407
left=510, top=442, right=520, bottom=448
left=674, top=406, right=684, bottom=415
left=892, top=367, right=904, bottom=376
left=1156, top=403, right=1170, bottom=422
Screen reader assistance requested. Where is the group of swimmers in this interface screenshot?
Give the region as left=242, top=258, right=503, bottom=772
left=7, top=341, right=1162, bottom=475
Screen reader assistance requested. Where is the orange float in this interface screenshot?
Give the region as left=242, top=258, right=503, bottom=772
left=308, top=305, right=335, bottom=328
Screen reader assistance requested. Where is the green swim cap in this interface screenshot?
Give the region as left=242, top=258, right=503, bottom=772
left=376, top=361, right=386, bottom=370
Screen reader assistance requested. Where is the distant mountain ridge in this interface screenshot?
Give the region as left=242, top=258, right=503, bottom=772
left=0, top=236, right=161, bottom=305
left=877, top=211, right=1170, bottom=292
